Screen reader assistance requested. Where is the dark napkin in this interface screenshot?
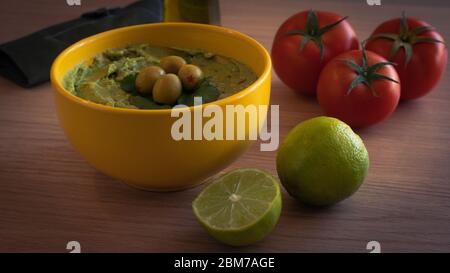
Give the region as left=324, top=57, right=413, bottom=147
left=0, top=0, right=163, bottom=88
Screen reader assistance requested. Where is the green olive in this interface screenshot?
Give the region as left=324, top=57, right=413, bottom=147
left=159, top=56, right=186, bottom=74
left=135, top=66, right=165, bottom=94
left=152, top=74, right=182, bottom=105
left=178, top=64, right=203, bottom=90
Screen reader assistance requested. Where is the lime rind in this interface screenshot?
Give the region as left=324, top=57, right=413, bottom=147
left=193, top=169, right=278, bottom=229
left=192, top=168, right=282, bottom=246
left=276, top=116, right=369, bottom=206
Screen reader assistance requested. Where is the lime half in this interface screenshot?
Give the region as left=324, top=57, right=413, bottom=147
left=192, top=168, right=282, bottom=246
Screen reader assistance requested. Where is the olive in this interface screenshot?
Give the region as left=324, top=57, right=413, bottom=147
left=178, top=64, right=203, bottom=90
left=152, top=74, right=182, bottom=105
left=159, top=56, right=186, bottom=74
left=135, top=66, right=165, bottom=94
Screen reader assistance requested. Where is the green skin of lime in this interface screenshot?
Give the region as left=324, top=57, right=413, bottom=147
left=192, top=169, right=282, bottom=247
left=276, top=117, right=369, bottom=206
left=196, top=191, right=281, bottom=247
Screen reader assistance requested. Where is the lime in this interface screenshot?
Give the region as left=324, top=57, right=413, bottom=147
left=276, top=116, right=369, bottom=206
left=192, top=168, right=282, bottom=246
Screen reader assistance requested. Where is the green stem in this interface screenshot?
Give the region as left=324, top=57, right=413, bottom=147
left=367, top=12, right=445, bottom=66
left=285, top=10, right=349, bottom=61
left=343, top=45, right=399, bottom=96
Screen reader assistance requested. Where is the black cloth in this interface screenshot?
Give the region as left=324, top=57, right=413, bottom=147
left=0, top=0, right=163, bottom=88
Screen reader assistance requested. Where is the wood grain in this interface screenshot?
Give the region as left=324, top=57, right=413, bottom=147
left=0, top=0, right=449, bottom=252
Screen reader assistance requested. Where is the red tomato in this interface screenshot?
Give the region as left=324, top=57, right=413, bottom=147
left=365, top=15, right=447, bottom=100
left=317, top=49, right=401, bottom=128
left=272, top=10, right=359, bottom=96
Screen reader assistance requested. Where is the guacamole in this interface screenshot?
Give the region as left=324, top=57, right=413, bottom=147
left=64, top=44, right=258, bottom=109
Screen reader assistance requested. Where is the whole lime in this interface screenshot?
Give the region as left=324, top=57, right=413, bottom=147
left=276, top=116, right=369, bottom=206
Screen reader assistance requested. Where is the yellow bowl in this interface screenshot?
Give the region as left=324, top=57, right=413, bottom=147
left=51, top=23, right=272, bottom=191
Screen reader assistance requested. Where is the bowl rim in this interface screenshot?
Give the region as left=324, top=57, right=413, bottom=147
left=50, top=22, right=271, bottom=115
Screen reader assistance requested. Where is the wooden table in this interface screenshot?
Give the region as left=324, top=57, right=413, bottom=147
left=1, top=0, right=449, bottom=253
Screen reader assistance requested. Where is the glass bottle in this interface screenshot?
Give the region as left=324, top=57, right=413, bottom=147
left=164, top=0, right=221, bottom=25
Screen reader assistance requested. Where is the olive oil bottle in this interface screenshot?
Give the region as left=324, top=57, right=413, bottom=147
left=164, top=0, right=221, bottom=25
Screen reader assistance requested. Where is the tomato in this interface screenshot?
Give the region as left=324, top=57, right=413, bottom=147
left=317, top=49, right=400, bottom=128
left=272, top=10, right=359, bottom=96
left=365, top=14, right=447, bottom=100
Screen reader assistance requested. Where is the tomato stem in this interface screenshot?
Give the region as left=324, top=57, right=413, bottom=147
left=367, top=12, right=445, bottom=66
left=342, top=44, right=399, bottom=96
left=285, top=10, right=349, bottom=61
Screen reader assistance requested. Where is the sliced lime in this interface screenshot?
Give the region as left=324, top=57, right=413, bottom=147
left=192, top=168, right=282, bottom=246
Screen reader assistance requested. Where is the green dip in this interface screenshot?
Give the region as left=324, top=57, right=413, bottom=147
left=63, top=44, right=257, bottom=109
